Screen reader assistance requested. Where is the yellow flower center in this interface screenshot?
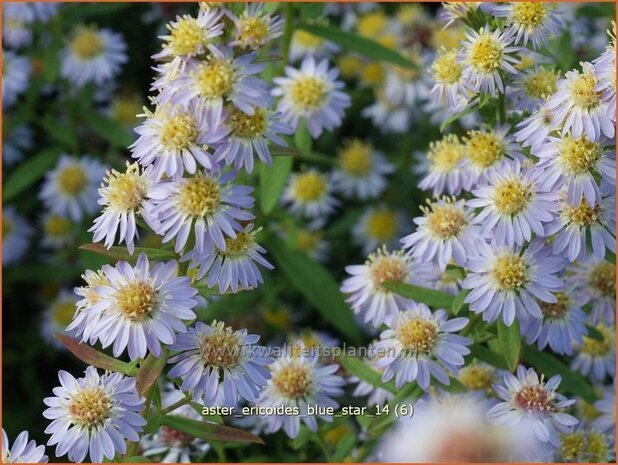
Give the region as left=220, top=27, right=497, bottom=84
left=45, top=214, right=71, bottom=237
left=70, top=25, right=103, bottom=60
left=111, top=96, right=141, bottom=127
left=431, top=25, right=466, bottom=51
left=69, top=387, right=113, bottom=428
left=563, top=201, right=600, bottom=227
left=493, top=178, right=532, bottom=215
left=105, top=163, right=146, bottom=212
left=357, top=12, right=387, bottom=37
left=589, top=262, right=615, bottom=296
left=523, top=68, right=559, bottom=99
left=272, top=360, right=312, bottom=399
left=514, top=384, right=552, bottom=413
left=465, top=130, right=505, bottom=168
left=337, top=54, right=362, bottom=80
left=458, top=364, right=495, bottom=392
left=296, top=229, right=322, bottom=253
left=469, top=34, right=503, bottom=73
left=177, top=174, right=221, bottom=217
left=396, top=318, right=439, bottom=355
left=116, top=280, right=158, bottom=322
left=432, top=50, right=462, bottom=84
left=168, top=16, right=204, bottom=56
left=492, top=253, right=528, bottom=290
left=160, top=112, right=198, bottom=150
left=223, top=231, right=254, bottom=258
left=227, top=107, right=268, bottom=139
left=289, top=76, right=329, bottom=111
left=366, top=210, right=398, bottom=242
left=369, top=251, right=407, bottom=287
left=426, top=202, right=466, bottom=239
left=558, top=134, right=602, bottom=175
left=561, top=431, right=609, bottom=462
left=360, top=62, right=384, bottom=86
left=338, top=140, right=373, bottom=176
left=292, top=29, right=323, bottom=48
left=237, top=16, right=269, bottom=49
left=198, top=321, right=242, bottom=369
left=539, top=292, right=569, bottom=319
left=427, top=134, right=465, bottom=173
left=581, top=324, right=613, bottom=356
left=292, top=172, right=327, bottom=203
left=195, top=59, right=235, bottom=100
left=570, top=71, right=601, bottom=109
left=52, top=299, right=76, bottom=327
left=57, top=165, right=88, bottom=196
left=377, top=34, right=398, bottom=50
left=512, top=2, right=548, bottom=29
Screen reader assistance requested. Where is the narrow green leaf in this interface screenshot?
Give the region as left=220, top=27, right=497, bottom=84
left=78, top=244, right=177, bottom=263
left=259, top=156, right=292, bottom=214
left=440, top=106, right=475, bottom=132
left=268, top=238, right=363, bottom=344
left=333, top=435, right=356, bottom=462
left=294, top=121, right=312, bottom=155
left=40, top=117, right=78, bottom=150
left=5, top=264, right=83, bottom=282
left=585, top=324, right=604, bottom=341
left=143, top=413, right=164, bottom=434
left=3, top=148, right=63, bottom=201
left=160, top=415, right=264, bottom=445
left=497, top=319, right=521, bottom=372
left=381, top=281, right=455, bottom=309
left=522, top=346, right=598, bottom=403
left=135, top=351, right=167, bottom=398
left=299, top=3, right=324, bottom=20
left=452, top=289, right=470, bottom=315
left=269, top=145, right=301, bottom=157
left=298, top=23, right=417, bottom=71
left=338, top=356, right=396, bottom=394
left=87, top=112, right=133, bottom=148
left=291, top=426, right=312, bottom=450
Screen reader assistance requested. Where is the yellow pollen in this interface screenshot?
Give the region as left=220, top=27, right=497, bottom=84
left=511, top=2, right=548, bottom=29
left=432, top=50, right=462, bottom=84
left=425, top=201, right=466, bottom=239
left=338, top=140, right=373, bottom=176
left=492, top=178, right=532, bottom=215
left=69, top=25, right=103, bottom=60
left=237, top=16, right=269, bottom=49
left=160, top=112, right=198, bottom=150
left=368, top=250, right=407, bottom=287
left=588, top=262, right=615, bottom=296
left=223, top=231, right=254, bottom=257
left=570, top=71, right=601, bottom=109
left=292, top=172, right=327, bottom=203
left=289, top=76, right=329, bottom=111
left=57, top=165, right=88, bottom=196
left=427, top=134, right=465, bottom=173
left=337, top=54, right=362, bottom=80
left=116, top=280, right=158, bottom=321
left=105, top=163, right=146, bottom=212
left=272, top=360, right=312, bottom=399
left=465, top=130, right=505, bottom=169
left=516, top=54, right=537, bottom=70
left=492, top=253, right=528, bottom=290
left=227, top=107, right=268, bottom=139
left=296, top=229, right=322, bottom=253
left=430, top=24, right=467, bottom=50
left=539, top=292, right=569, bottom=319
left=458, top=364, right=495, bottom=392
left=514, top=384, right=552, bottom=413
left=52, top=299, right=77, bottom=327
left=198, top=321, right=242, bottom=369
left=45, top=214, right=71, bottom=237
left=195, top=59, right=235, bottom=100
left=357, top=12, right=387, bottom=37
left=561, top=433, right=585, bottom=461
left=360, top=62, right=384, bottom=86
left=366, top=210, right=398, bottom=242
left=558, top=134, right=602, bottom=175
left=292, top=29, right=323, bottom=48
left=69, top=387, right=113, bottom=428
left=523, top=68, right=559, bottom=99
left=582, top=324, right=613, bottom=356
left=177, top=174, right=221, bottom=217
left=469, top=34, right=503, bottom=73
left=396, top=318, right=439, bottom=356
left=168, top=16, right=204, bottom=56
left=563, top=201, right=600, bottom=227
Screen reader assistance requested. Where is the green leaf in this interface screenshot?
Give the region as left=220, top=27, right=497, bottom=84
left=269, top=145, right=301, bottom=157
left=298, top=3, right=324, bottom=20
left=143, top=413, right=164, bottom=434
left=497, top=319, right=521, bottom=372
left=294, top=121, right=312, bottom=155
left=440, top=107, right=474, bottom=132
left=40, top=117, right=78, bottom=150
left=53, top=334, right=137, bottom=376
left=4, top=264, right=83, bottom=282
left=381, top=281, right=455, bottom=309
left=259, top=156, right=292, bottom=214
left=268, top=238, right=363, bottom=344
left=291, top=426, right=312, bottom=450
left=468, top=344, right=508, bottom=370
left=78, top=244, right=177, bottom=263
left=87, top=112, right=133, bottom=148
left=3, top=148, right=63, bottom=201
left=298, top=23, right=417, bottom=71
left=338, top=356, right=396, bottom=394
left=135, top=351, right=167, bottom=398
left=333, top=435, right=356, bottom=462
left=585, top=324, right=604, bottom=341
left=522, top=346, right=598, bottom=403
left=159, top=415, right=264, bottom=445
left=452, top=289, right=470, bottom=315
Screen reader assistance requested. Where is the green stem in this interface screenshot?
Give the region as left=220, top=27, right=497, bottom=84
left=158, top=397, right=190, bottom=416
left=279, top=3, right=295, bottom=72
left=314, top=434, right=332, bottom=462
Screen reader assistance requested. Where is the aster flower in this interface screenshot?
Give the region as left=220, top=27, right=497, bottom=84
left=131, top=102, right=228, bottom=180
left=2, top=4, right=33, bottom=49
left=514, top=106, right=556, bottom=152
left=463, top=239, right=564, bottom=326
left=68, top=269, right=110, bottom=345
left=2, top=50, right=31, bottom=108
left=508, top=66, right=561, bottom=112
left=60, top=24, right=127, bottom=87
left=487, top=366, right=578, bottom=446
left=230, top=3, right=284, bottom=50
left=571, top=323, right=616, bottom=382
left=416, top=134, right=469, bottom=196
left=492, top=2, right=563, bottom=49
left=331, top=139, right=394, bottom=200
left=288, top=29, right=338, bottom=62
left=566, top=258, right=615, bottom=325
left=168, top=320, right=272, bottom=406
left=147, top=170, right=254, bottom=253
left=290, top=228, right=329, bottom=262
left=362, top=88, right=413, bottom=134
left=559, top=428, right=614, bottom=463
left=593, top=23, right=616, bottom=114
left=184, top=224, right=273, bottom=293
left=281, top=169, right=338, bottom=228
left=256, top=353, right=345, bottom=438
left=546, top=62, right=615, bottom=141
left=341, top=247, right=438, bottom=327
left=352, top=206, right=404, bottom=255
left=382, top=48, right=430, bottom=107
left=272, top=55, right=351, bottom=137
left=520, top=291, right=588, bottom=355
left=2, top=206, right=33, bottom=266
left=39, top=155, right=107, bottom=222
left=402, top=197, right=482, bottom=271
left=429, top=48, right=468, bottom=109
left=535, top=134, right=615, bottom=207
left=69, top=254, right=198, bottom=360
left=591, top=387, right=615, bottom=433
left=439, top=2, right=483, bottom=28
left=3, top=124, right=33, bottom=166
left=43, top=366, right=146, bottom=463
left=213, top=107, right=293, bottom=173
left=41, top=213, right=74, bottom=249
left=460, top=25, right=519, bottom=94
left=90, top=162, right=156, bottom=254
left=467, top=160, right=559, bottom=247
left=373, top=302, right=471, bottom=390
left=457, top=361, right=499, bottom=394
left=2, top=429, right=47, bottom=463
left=41, top=290, right=78, bottom=349
left=350, top=354, right=394, bottom=406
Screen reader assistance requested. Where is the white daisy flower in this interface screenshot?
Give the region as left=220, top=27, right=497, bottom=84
left=290, top=228, right=330, bottom=262
left=41, top=213, right=74, bottom=249
left=288, top=29, right=338, bottom=62
left=272, top=55, right=351, bottom=137
left=353, top=206, right=404, bottom=255
left=2, top=4, right=33, bottom=49
left=68, top=269, right=110, bottom=345
left=439, top=2, right=483, bottom=28
left=415, top=134, right=469, bottom=196
left=2, top=206, right=33, bottom=265
left=60, top=24, right=127, bottom=87
left=281, top=170, right=338, bottom=228
left=2, top=50, right=31, bottom=109
left=362, top=88, right=413, bottom=134
left=507, top=66, right=561, bottom=112
left=566, top=258, right=615, bottom=326
left=230, top=2, right=284, bottom=50
left=382, top=48, right=430, bottom=107
left=591, top=387, right=615, bottom=433
left=571, top=323, right=615, bottom=382
left=39, top=155, right=107, bottom=222
left=429, top=48, right=468, bottom=109
left=41, top=290, right=78, bottom=349
left=492, top=2, right=563, bottom=49
left=2, top=429, right=47, bottom=463
left=514, top=106, right=556, bottom=152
